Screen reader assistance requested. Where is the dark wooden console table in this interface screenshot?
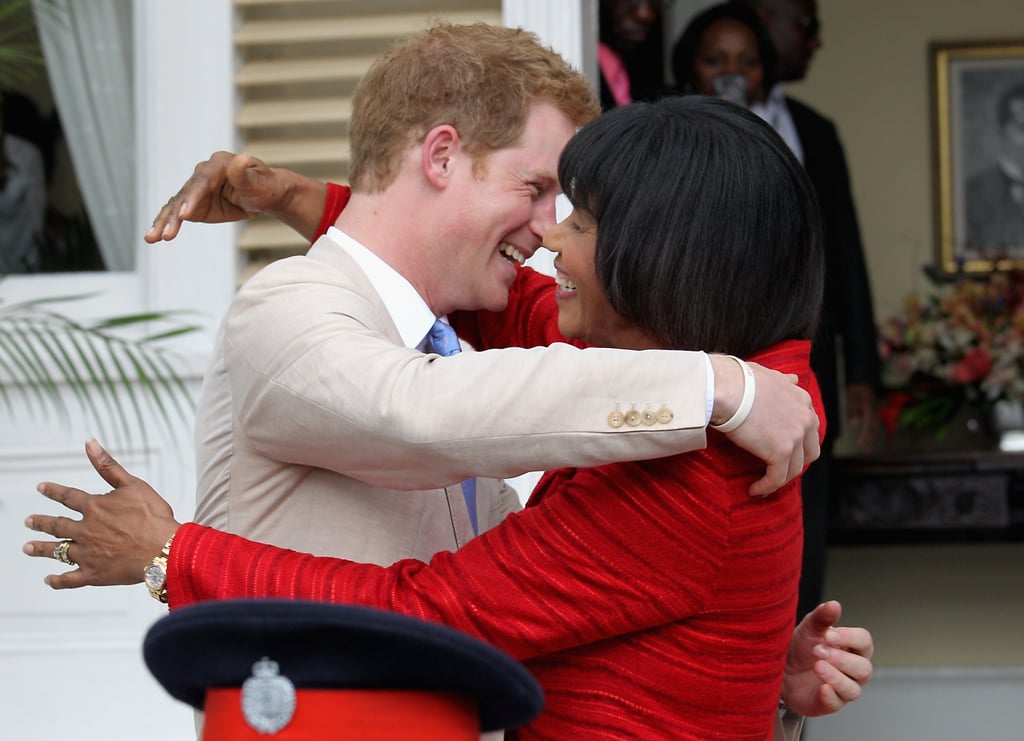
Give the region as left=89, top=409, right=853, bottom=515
left=830, top=450, right=1024, bottom=544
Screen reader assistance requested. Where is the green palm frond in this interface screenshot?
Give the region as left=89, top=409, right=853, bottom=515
left=0, top=0, right=43, bottom=90
left=0, top=293, right=201, bottom=448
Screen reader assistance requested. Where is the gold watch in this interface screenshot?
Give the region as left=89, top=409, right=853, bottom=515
left=144, top=535, right=175, bottom=604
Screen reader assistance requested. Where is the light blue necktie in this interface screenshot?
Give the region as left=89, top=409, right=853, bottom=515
left=427, top=319, right=478, bottom=535
left=427, top=318, right=463, bottom=357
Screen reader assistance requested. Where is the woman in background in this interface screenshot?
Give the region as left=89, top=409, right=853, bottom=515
left=671, top=1, right=775, bottom=109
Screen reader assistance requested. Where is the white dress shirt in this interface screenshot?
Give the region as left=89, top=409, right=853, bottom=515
left=752, top=84, right=805, bottom=164
left=325, top=226, right=438, bottom=349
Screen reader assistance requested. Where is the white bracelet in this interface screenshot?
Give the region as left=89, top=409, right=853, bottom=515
left=710, top=355, right=756, bottom=433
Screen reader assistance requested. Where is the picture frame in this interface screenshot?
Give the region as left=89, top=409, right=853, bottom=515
left=931, top=39, right=1024, bottom=273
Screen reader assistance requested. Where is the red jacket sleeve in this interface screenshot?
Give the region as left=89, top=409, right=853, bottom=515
left=165, top=344, right=815, bottom=665
left=166, top=446, right=771, bottom=662
left=314, top=183, right=352, bottom=239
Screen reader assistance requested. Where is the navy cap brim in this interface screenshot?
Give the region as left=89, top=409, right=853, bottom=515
left=143, top=599, right=543, bottom=732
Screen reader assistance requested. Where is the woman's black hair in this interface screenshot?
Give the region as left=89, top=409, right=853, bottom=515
left=557, top=95, right=823, bottom=357
left=670, top=2, right=778, bottom=96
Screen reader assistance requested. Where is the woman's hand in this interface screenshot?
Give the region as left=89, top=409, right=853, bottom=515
left=144, top=151, right=327, bottom=243
left=780, top=600, right=874, bottom=716
left=23, top=439, right=181, bottom=589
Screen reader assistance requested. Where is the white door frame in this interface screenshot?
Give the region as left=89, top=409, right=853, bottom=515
left=503, top=0, right=598, bottom=84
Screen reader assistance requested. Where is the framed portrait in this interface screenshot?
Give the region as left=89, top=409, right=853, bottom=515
left=931, top=39, right=1024, bottom=273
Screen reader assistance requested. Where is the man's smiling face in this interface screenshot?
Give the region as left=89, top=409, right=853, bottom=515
left=437, top=101, right=576, bottom=314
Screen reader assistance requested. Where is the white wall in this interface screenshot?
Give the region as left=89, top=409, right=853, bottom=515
left=807, top=667, right=1024, bottom=741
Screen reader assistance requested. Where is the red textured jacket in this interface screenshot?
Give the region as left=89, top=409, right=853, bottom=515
left=167, top=186, right=821, bottom=739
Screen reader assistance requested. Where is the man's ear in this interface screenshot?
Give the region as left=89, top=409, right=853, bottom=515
left=421, top=124, right=461, bottom=189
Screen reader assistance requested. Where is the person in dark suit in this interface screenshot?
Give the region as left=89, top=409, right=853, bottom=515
left=734, top=0, right=882, bottom=621
left=965, top=83, right=1024, bottom=253
left=598, top=0, right=668, bottom=109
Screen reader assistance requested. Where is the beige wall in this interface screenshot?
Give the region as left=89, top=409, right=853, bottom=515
left=785, top=0, right=1024, bottom=321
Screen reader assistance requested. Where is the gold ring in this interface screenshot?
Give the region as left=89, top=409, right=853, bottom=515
left=53, top=540, right=76, bottom=566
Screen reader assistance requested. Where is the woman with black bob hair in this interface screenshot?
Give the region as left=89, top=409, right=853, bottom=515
left=558, top=93, right=821, bottom=357
left=29, top=96, right=848, bottom=739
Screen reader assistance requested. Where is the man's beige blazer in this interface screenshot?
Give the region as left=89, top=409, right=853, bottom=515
left=193, top=236, right=711, bottom=565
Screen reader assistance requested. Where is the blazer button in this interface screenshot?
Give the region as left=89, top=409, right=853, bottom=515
left=608, top=410, right=626, bottom=428
left=625, top=409, right=642, bottom=427
left=656, top=407, right=674, bottom=424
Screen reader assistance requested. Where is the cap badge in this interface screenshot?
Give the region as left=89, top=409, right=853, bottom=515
left=241, top=657, right=296, bottom=734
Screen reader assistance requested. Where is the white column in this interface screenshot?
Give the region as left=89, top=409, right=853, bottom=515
left=502, top=0, right=598, bottom=88
left=134, top=0, right=237, bottom=355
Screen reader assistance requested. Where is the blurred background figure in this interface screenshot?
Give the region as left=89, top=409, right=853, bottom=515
left=599, top=0, right=670, bottom=108
left=731, top=0, right=883, bottom=621
left=0, top=90, right=103, bottom=273
left=671, top=1, right=776, bottom=108
left=0, top=98, right=46, bottom=274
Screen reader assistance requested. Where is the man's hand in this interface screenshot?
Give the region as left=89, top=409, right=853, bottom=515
left=780, top=600, right=874, bottom=717
left=144, top=151, right=327, bottom=243
left=710, top=356, right=821, bottom=496
left=846, top=382, right=880, bottom=451
left=23, top=439, right=180, bottom=589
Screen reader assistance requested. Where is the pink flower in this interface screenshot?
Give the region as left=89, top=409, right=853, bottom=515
left=951, top=346, right=993, bottom=385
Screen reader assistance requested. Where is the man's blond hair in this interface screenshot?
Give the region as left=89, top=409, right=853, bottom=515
left=349, top=22, right=600, bottom=192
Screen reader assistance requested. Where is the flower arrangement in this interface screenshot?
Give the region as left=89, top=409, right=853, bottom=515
left=877, top=269, right=1024, bottom=437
